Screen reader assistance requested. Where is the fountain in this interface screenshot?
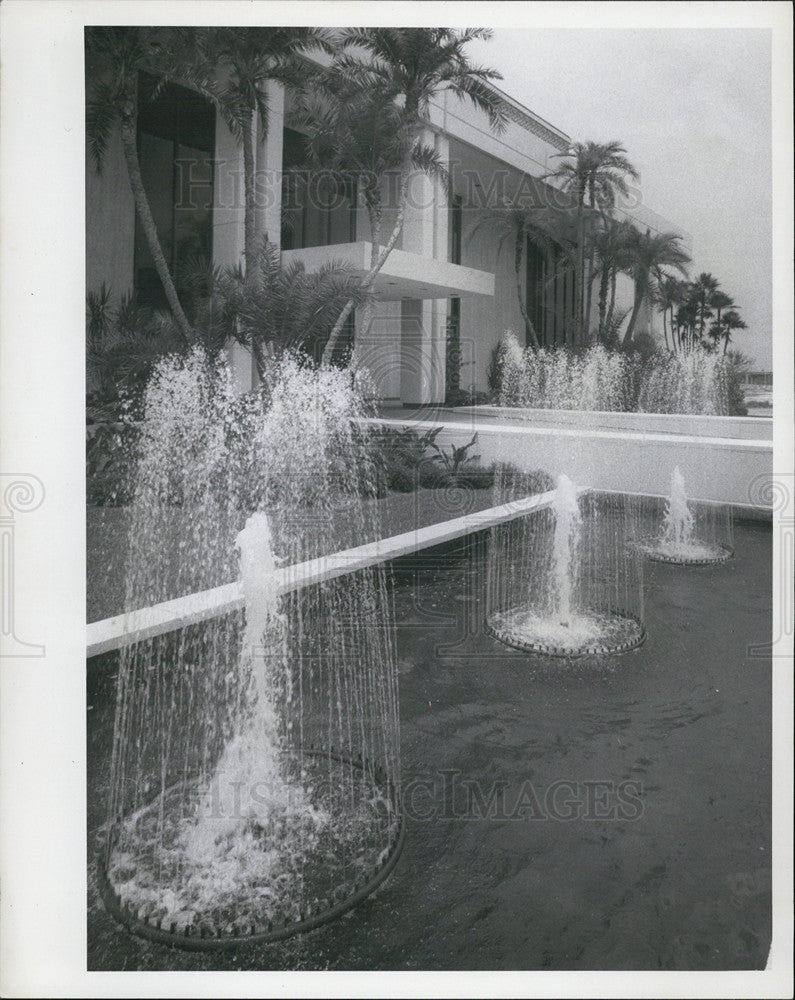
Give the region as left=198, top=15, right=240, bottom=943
left=639, top=466, right=734, bottom=565
left=496, top=339, right=732, bottom=415
left=485, top=469, right=645, bottom=657
left=98, top=349, right=403, bottom=949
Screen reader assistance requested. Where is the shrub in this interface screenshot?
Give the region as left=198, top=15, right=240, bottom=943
left=369, top=426, right=492, bottom=493
left=444, top=387, right=492, bottom=407
left=86, top=391, right=138, bottom=506
left=491, top=462, right=555, bottom=500
left=723, top=351, right=750, bottom=416
left=369, top=424, right=445, bottom=494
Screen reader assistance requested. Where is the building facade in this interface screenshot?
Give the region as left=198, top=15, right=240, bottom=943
left=86, top=54, right=687, bottom=404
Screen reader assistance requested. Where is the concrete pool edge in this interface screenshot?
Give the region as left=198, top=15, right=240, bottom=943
left=362, top=416, right=773, bottom=509
left=87, top=488, right=565, bottom=657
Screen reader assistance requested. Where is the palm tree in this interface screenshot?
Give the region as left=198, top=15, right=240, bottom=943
left=689, top=272, right=720, bottom=342
left=236, top=241, right=371, bottom=366
left=718, top=309, right=748, bottom=354
left=675, top=285, right=698, bottom=349
left=471, top=197, right=575, bottom=350
left=621, top=228, right=691, bottom=348
left=292, top=75, right=446, bottom=352
left=172, top=240, right=369, bottom=376
left=593, top=218, right=635, bottom=343
left=654, top=273, right=688, bottom=353
left=338, top=28, right=506, bottom=132
left=86, top=287, right=190, bottom=405
left=86, top=26, right=194, bottom=339
left=547, top=140, right=639, bottom=343
left=318, top=27, right=507, bottom=364
left=707, top=289, right=734, bottom=349
left=193, top=28, right=337, bottom=288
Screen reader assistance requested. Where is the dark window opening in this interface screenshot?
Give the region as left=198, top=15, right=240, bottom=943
left=445, top=195, right=464, bottom=401
left=281, top=127, right=357, bottom=250
left=525, top=241, right=578, bottom=348
left=445, top=297, right=462, bottom=403
left=134, top=73, right=215, bottom=311
left=450, top=194, right=463, bottom=265
left=525, top=236, right=546, bottom=346
left=301, top=309, right=356, bottom=368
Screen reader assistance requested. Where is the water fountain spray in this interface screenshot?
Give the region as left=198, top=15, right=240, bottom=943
left=641, top=467, right=733, bottom=565
left=486, top=469, right=646, bottom=658
left=97, top=349, right=404, bottom=949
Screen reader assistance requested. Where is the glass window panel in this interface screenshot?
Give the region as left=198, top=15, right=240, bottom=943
left=134, top=132, right=174, bottom=308
left=327, top=181, right=354, bottom=245
left=134, top=74, right=215, bottom=308
left=174, top=143, right=213, bottom=270
left=302, top=191, right=327, bottom=249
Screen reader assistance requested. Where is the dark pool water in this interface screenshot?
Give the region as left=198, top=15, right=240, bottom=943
left=87, top=519, right=771, bottom=971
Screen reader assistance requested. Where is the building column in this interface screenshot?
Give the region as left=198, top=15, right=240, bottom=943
left=255, top=82, right=285, bottom=251
left=399, top=130, right=450, bottom=406
left=212, top=82, right=285, bottom=394
left=212, top=110, right=250, bottom=392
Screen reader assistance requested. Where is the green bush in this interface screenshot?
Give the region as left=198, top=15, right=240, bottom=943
left=445, top=387, right=493, bottom=407
left=369, top=424, right=444, bottom=494
left=368, top=426, right=553, bottom=497
left=86, top=392, right=138, bottom=506
left=490, top=462, right=555, bottom=500
left=723, top=351, right=749, bottom=416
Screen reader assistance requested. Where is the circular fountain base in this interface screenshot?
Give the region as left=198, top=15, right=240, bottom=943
left=486, top=606, right=645, bottom=657
left=98, top=749, right=404, bottom=951
left=641, top=541, right=733, bottom=566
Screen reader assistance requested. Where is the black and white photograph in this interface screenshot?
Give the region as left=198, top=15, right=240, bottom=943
left=1, top=2, right=792, bottom=996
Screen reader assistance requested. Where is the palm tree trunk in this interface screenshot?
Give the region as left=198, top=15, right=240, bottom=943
left=582, top=180, right=598, bottom=342
left=323, top=169, right=412, bottom=365
left=360, top=205, right=382, bottom=338
left=583, top=204, right=596, bottom=343
left=119, top=119, right=192, bottom=340
left=597, top=262, right=610, bottom=342
left=242, top=109, right=258, bottom=287
left=605, top=266, right=617, bottom=338
left=698, top=295, right=707, bottom=341
left=662, top=308, right=670, bottom=352
left=573, top=206, right=584, bottom=346
left=515, top=229, right=541, bottom=351
left=622, top=279, right=646, bottom=348
left=352, top=205, right=383, bottom=355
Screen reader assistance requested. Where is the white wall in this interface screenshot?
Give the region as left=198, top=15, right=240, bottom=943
left=367, top=415, right=773, bottom=508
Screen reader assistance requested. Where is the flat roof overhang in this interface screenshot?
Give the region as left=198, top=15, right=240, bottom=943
left=281, top=242, right=495, bottom=301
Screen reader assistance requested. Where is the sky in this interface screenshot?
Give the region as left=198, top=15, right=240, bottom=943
left=468, top=28, right=774, bottom=366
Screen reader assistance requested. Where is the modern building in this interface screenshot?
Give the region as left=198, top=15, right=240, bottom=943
left=86, top=44, right=688, bottom=405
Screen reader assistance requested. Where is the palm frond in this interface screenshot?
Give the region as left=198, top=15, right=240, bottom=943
left=86, top=84, right=120, bottom=172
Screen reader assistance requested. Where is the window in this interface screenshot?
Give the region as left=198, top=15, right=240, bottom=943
left=450, top=194, right=463, bottom=265
left=540, top=245, right=577, bottom=347
left=445, top=297, right=462, bottom=402
left=525, top=236, right=546, bottom=346
left=445, top=194, right=464, bottom=399
left=134, top=74, right=215, bottom=309
left=281, top=127, right=356, bottom=250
